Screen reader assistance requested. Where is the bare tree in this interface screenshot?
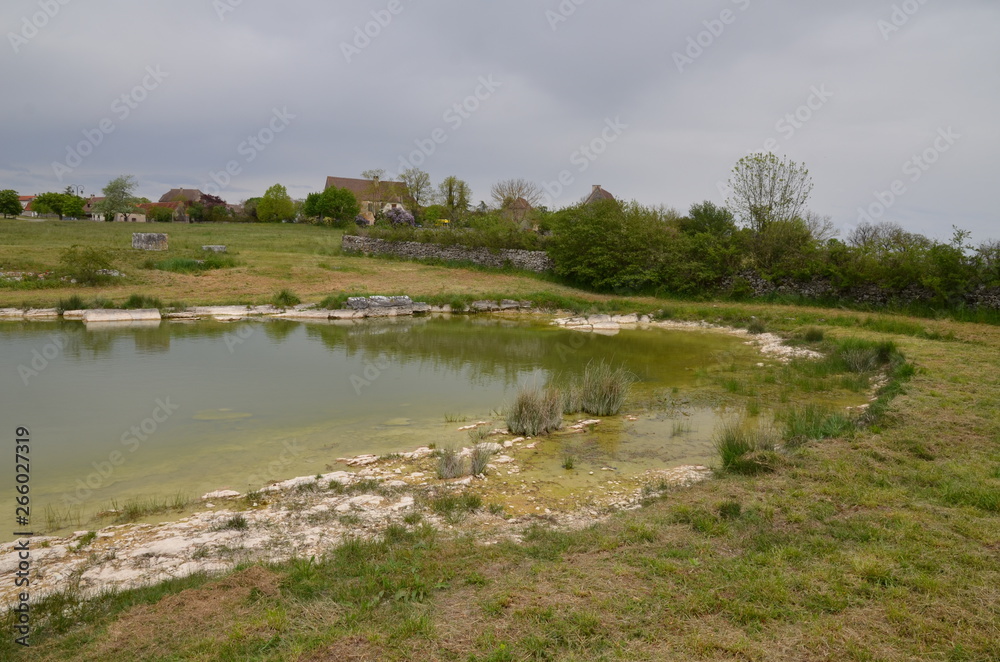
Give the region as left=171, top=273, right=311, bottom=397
left=802, top=210, right=837, bottom=242
left=399, top=168, right=432, bottom=210
left=490, top=178, right=542, bottom=210
left=726, top=153, right=813, bottom=233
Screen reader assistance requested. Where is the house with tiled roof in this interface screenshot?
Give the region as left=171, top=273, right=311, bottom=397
left=83, top=196, right=106, bottom=221
left=159, top=188, right=206, bottom=204
left=324, top=176, right=410, bottom=221
left=18, top=196, right=36, bottom=218
left=583, top=185, right=616, bottom=205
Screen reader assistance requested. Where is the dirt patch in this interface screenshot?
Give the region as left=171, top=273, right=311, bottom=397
left=298, top=635, right=389, bottom=662
left=96, top=566, right=281, bottom=658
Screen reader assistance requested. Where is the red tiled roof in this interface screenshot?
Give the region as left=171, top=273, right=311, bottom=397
left=18, top=195, right=35, bottom=202
left=584, top=185, right=616, bottom=204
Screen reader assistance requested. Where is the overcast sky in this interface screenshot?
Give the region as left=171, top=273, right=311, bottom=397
left=2, top=0, right=997, bottom=242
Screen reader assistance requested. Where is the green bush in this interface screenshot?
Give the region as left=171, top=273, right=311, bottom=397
left=272, top=289, right=301, bottom=308
left=436, top=448, right=464, bottom=480
left=122, top=294, right=163, bottom=310
left=59, top=246, right=116, bottom=285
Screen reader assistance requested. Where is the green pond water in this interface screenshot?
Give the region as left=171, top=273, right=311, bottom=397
left=0, top=316, right=848, bottom=536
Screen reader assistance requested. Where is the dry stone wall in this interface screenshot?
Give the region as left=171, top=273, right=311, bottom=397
left=342, top=235, right=553, bottom=273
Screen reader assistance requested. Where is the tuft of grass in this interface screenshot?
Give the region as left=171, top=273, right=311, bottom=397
left=714, top=418, right=780, bottom=475
left=505, top=384, right=564, bottom=436
left=803, top=327, right=825, bottom=342
left=467, top=425, right=491, bottom=444
left=429, top=493, right=482, bottom=517
left=319, top=292, right=351, bottom=310
left=151, top=255, right=238, bottom=273
left=122, top=293, right=163, bottom=310
left=469, top=444, right=493, bottom=476
left=562, top=455, right=575, bottom=470
left=436, top=447, right=465, bottom=479
left=579, top=360, right=635, bottom=416
left=780, top=404, right=853, bottom=447
left=56, top=294, right=87, bottom=312
left=272, top=288, right=301, bottom=308
left=216, top=514, right=249, bottom=531
left=746, top=318, right=766, bottom=335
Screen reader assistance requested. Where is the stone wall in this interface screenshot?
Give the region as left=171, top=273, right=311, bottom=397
left=723, top=270, right=1000, bottom=309
left=342, top=235, right=553, bottom=273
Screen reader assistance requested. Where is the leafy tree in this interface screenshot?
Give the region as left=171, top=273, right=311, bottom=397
left=548, top=200, right=676, bottom=292
left=148, top=206, right=175, bottom=223
left=33, top=192, right=67, bottom=218
left=62, top=195, right=85, bottom=219
left=726, top=153, right=813, bottom=233
left=399, top=168, right=432, bottom=210
left=0, top=189, right=24, bottom=218
left=437, top=176, right=472, bottom=223
left=97, top=175, right=140, bottom=222
left=257, top=184, right=295, bottom=223
left=240, top=197, right=260, bottom=222
left=680, top=201, right=736, bottom=236
left=302, top=192, right=322, bottom=220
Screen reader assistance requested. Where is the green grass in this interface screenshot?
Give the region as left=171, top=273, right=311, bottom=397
left=271, top=288, right=301, bottom=308
left=504, top=384, right=564, bottom=436
left=714, top=418, right=780, bottom=475
left=121, top=293, right=163, bottom=309
left=780, top=404, right=854, bottom=448
left=577, top=359, right=635, bottom=416
left=148, top=254, right=239, bottom=273
left=469, top=444, right=493, bottom=476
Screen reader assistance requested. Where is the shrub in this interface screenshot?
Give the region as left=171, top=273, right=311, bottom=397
left=803, top=327, right=825, bottom=342
left=59, top=246, right=116, bottom=285
left=122, top=294, right=162, bottom=310
left=152, top=255, right=238, bottom=273
left=580, top=360, right=634, bottom=416
left=386, top=206, right=416, bottom=227
left=505, top=384, right=563, bottom=436
left=272, top=289, right=301, bottom=308
left=56, top=295, right=87, bottom=312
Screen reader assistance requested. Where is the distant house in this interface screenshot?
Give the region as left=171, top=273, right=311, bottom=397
left=502, top=197, right=534, bottom=226
left=159, top=188, right=206, bottom=204
left=115, top=212, right=147, bottom=223
left=583, top=185, right=616, bottom=205
left=18, top=196, right=36, bottom=218
left=324, top=176, right=409, bottom=222
left=83, top=197, right=106, bottom=221
left=138, top=202, right=186, bottom=223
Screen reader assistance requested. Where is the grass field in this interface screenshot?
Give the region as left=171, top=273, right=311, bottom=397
left=3, top=219, right=1000, bottom=660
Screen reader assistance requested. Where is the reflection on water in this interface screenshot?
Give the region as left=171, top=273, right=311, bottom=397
left=1, top=316, right=758, bottom=533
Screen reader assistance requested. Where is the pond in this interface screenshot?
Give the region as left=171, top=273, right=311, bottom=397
left=1, top=315, right=852, bottom=537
